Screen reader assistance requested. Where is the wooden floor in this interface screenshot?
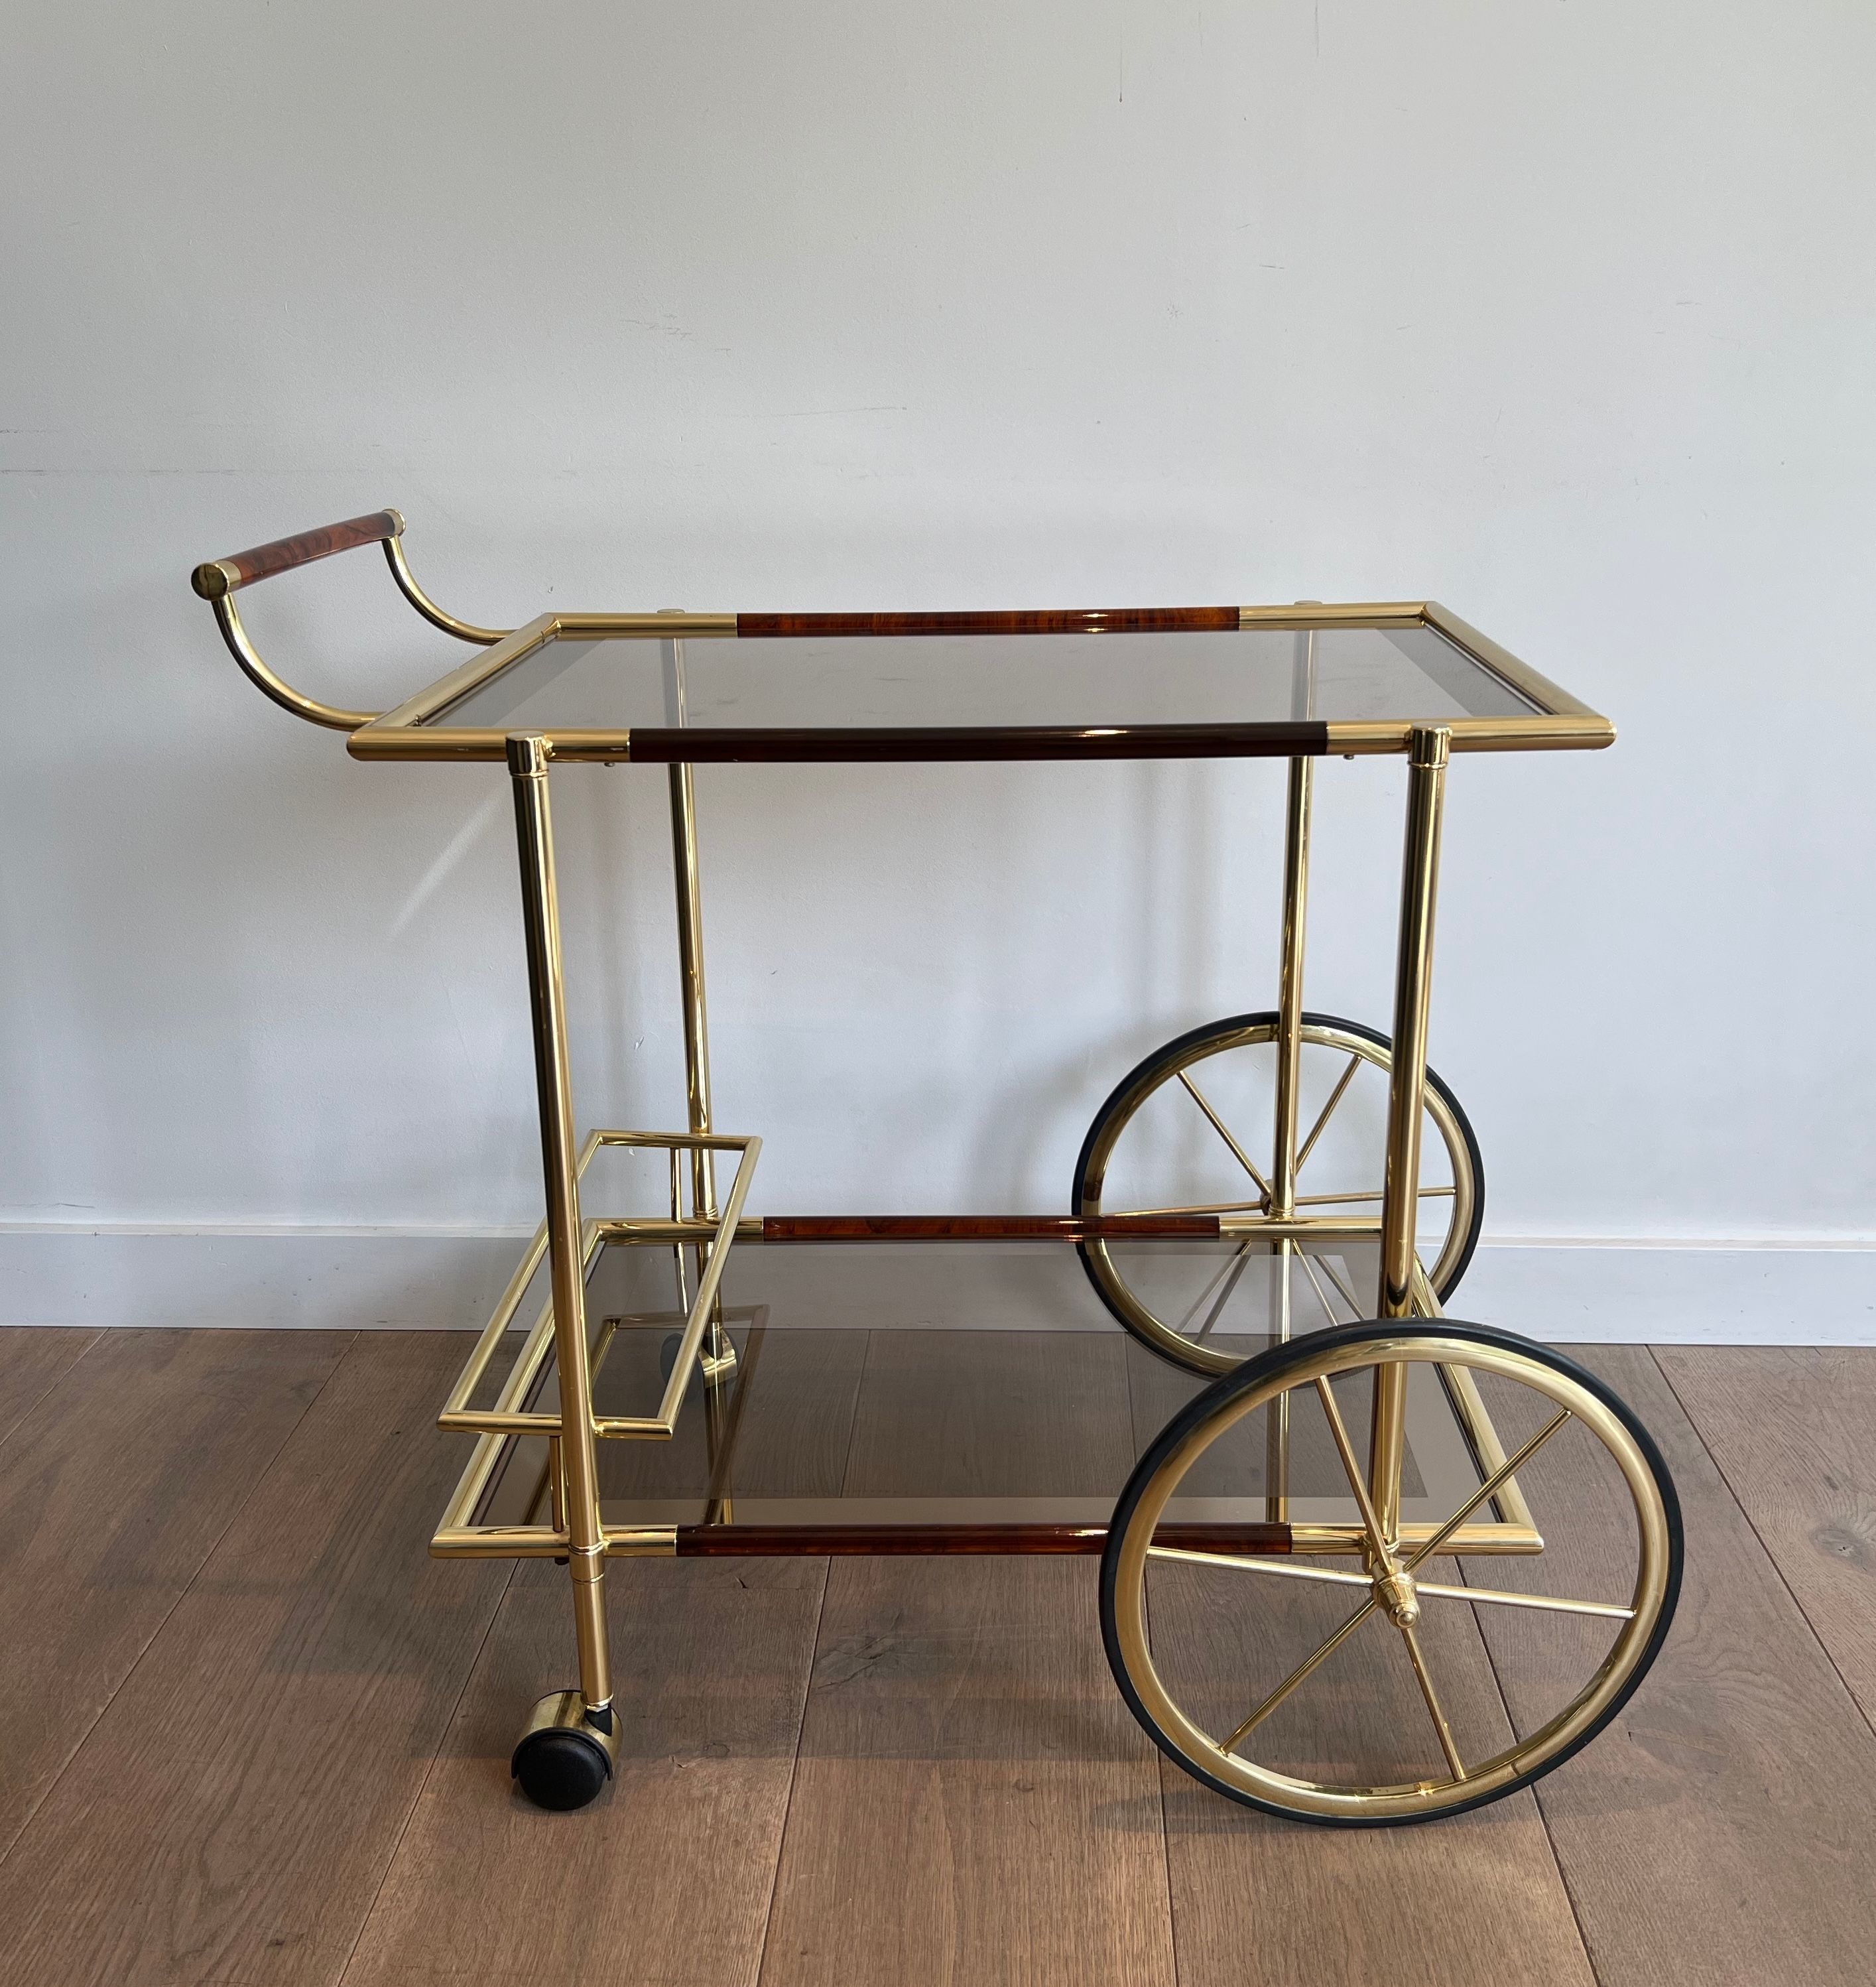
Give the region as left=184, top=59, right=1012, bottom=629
left=0, top=1328, right=1872, bottom=1986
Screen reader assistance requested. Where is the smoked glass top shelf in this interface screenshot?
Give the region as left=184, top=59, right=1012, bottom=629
left=347, top=602, right=1612, bottom=764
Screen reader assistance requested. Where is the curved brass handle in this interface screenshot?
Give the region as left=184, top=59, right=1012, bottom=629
left=382, top=533, right=508, bottom=646
left=191, top=509, right=510, bottom=732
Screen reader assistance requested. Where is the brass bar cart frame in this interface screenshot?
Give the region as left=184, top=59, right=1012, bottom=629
left=193, top=511, right=1675, bottom=1824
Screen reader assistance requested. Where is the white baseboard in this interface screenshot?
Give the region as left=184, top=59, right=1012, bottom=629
left=0, top=1228, right=1871, bottom=1343
left=0, top=1230, right=530, bottom=1331
left=1448, top=1238, right=1876, bottom=1345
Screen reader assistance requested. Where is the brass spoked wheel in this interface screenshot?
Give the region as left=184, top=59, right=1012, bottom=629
left=1074, top=1013, right=1483, bottom=1375
left=1102, top=1320, right=1681, bottom=1826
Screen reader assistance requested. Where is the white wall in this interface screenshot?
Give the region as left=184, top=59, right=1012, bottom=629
left=4, top=3, right=1873, bottom=1336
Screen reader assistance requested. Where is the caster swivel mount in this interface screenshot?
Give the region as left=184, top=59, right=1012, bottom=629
left=512, top=1690, right=619, bottom=1812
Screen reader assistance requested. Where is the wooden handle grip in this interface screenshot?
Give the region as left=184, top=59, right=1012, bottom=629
left=758, top=1213, right=1223, bottom=1241
left=736, top=606, right=1240, bottom=637
left=192, top=509, right=402, bottom=600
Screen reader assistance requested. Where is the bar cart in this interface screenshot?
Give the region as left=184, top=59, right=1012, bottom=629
left=193, top=511, right=1680, bottom=1826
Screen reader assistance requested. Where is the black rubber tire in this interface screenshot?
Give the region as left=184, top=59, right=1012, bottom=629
left=511, top=1725, right=613, bottom=1813
left=1099, top=1317, right=1684, bottom=1826
left=659, top=1332, right=683, bottom=1387
left=1073, top=1010, right=1486, bottom=1350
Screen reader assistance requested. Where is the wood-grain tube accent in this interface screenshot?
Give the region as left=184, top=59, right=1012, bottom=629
left=736, top=607, right=1241, bottom=637
left=673, top=1522, right=1292, bottom=1557
left=192, top=509, right=401, bottom=598
left=626, top=722, right=1328, bottom=763
left=759, top=1214, right=1221, bottom=1242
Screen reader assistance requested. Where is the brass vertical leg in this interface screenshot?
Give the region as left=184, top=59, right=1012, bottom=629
left=1265, top=1239, right=1292, bottom=1523
left=1271, top=753, right=1314, bottom=1220
left=664, top=631, right=733, bottom=1389
left=1369, top=724, right=1451, bottom=1540
left=668, top=756, right=717, bottom=1219
left=669, top=757, right=735, bottom=1387
left=700, top=1299, right=735, bottom=1524
left=508, top=732, right=612, bottom=1716
left=1266, top=747, right=1314, bottom=1521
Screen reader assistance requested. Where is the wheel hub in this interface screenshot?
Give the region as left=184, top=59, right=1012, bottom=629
left=1373, top=1565, right=1421, bottom=1627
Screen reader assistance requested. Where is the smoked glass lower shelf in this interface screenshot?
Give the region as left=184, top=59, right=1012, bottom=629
left=464, top=1236, right=1509, bottom=1551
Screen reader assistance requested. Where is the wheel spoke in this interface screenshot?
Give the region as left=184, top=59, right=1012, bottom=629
left=1295, top=1250, right=1345, bottom=1328
left=1416, top=1577, right=1635, bottom=1621
left=1220, top=1594, right=1379, bottom=1754
left=1294, top=1053, right=1363, bottom=1173
left=1405, top=1408, right=1572, bottom=1572
left=1312, top=1374, right=1393, bottom=1561
left=1103, top=1198, right=1266, bottom=1220
left=1175, top=1239, right=1256, bottom=1341
left=1147, top=1545, right=1370, bottom=1590
left=1176, top=1070, right=1273, bottom=1201
left=1313, top=1251, right=1363, bottom=1318
left=1144, top=1547, right=1634, bottom=1624
left=1398, top=1622, right=1467, bottom=1781
left=1292, top=1186, right=1456, bottom=1206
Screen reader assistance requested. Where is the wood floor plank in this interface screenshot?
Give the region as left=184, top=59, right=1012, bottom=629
left=760, top=1555, right=1176, bottom=1987
left=0, top=1328, right=349, bottom=1860
left=1656, top=1346, right=1876, bottom=1726
left=759, top=1329, right=1168, bottom=1985
left=340, top=1553, right=829, bottom=1987
left=0, top=1325, right=100, bottom=1451
left=0, top=1332, right=509, bottom=1987
left=12, top=1320, right=1871, bottom=1986
left=1162, top=1767, right=1592, bottom=1987
left=1476, top=1345, right=1876, bottom=1986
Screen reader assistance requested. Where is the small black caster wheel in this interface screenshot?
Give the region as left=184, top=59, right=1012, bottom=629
left=659, top=1331, right=683, bottom=1386
left=511, top=1691, right=617, bottom=1812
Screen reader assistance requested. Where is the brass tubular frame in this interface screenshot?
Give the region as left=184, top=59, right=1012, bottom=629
left=343, top=594, right=1613, bottom=763
left=660, top=626, right=731, bottom=1390
left=1265, top=634, right=1315, bottom=1519
left=1218, top=1214, right=1379, bottom=1242
left=1288, top=1521, right=1542, bottom=1557
left=1369, top=725, right=1452, bottom=1540
left=435, top=1135, right=588, bottom=1427
left=670, top=756, right=715, bottom=1212
left=1368, top=1368, right=1410, bottom=1546
left=1379, top=727, right=1452, bottom=1318
left=599, top=1145, right=757, bottom=1435
left=382, top=529, right=510, bottom=645
left=196, top=525, right=1635, bottom=1817
left=597, top=1214, right=761, bottom=1245
left=1410, top=1257, right=1540, bottom=1539
left=189, top=536, right=1616, bottom=764
left=1265, top=1242, right=1291, bottom=1525
left=208, top=592, right=381, bottom=732
left=507, top=731, right=613, bottom=1713
left=434, top=1132, right=759, bottom=1446
left=664, top=629, right=719, bottom=1232
left=1271, top=755, right=1313, bottom=1222
left=431, top=1216, right=601, bottom=1530
left=1271, top=626, right=1318, bottom=1224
